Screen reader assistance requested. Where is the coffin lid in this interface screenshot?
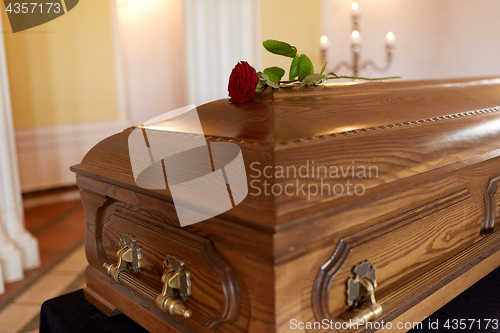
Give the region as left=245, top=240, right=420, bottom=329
left=71, top=77, right=500, bottom=231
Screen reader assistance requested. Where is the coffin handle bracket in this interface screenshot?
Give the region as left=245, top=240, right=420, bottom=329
left=342, top=261, right=382, bottom=327
left=103, top=234, right=141, bottom=280
left=103, top=235, right=192, bottom=319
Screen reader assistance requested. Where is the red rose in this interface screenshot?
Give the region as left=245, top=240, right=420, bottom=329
left=228, top=61, right=259, bottom=104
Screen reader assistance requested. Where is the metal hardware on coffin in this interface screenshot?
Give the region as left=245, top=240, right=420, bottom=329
left=156, top=256, right=192, bottom=318
left=103, top=234, right=141, bottom=280
left=342, top=261, right=382, bottom=327
left=103, top=235, right=192, bottom=319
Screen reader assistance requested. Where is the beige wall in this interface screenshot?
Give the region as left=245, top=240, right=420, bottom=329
left=325, top=0, right=500, bottom=80
left=1, top=0, right=119, bottom=129
left=260, top=0, right=322, bottom=78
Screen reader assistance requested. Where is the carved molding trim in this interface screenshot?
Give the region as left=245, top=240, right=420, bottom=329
left=483, top=176, right=500, bottom=234
left=312, top=240, right=349, bottom=321
left=79, top=190, right=116, bottom=268
left=278, top=107, right=500, bottom=149
left=124, top=106, right=500, bottom=149
left=123, top=126, right=271, bottom=148
left=109, top=208, right=241, bottom=330
left=202, top=243, right=241, bottom=330
left=312, top=189, right=471, bottom=321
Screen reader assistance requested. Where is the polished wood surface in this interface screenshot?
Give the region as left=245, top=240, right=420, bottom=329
left=77, top=175, right=273, bottom=332
left=73, top=77, right=500, bottom=230
left=71, top=77, right=500, bottom=332
left=102, top=207, right=243, bottom=331
left=313, top=189, right=482, bottom=320
left=384, top=244, right=500, bottom=333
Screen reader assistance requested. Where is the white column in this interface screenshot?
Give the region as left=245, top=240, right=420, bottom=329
left=0, top=221, right=23, bottom=283
left=0, top=12, right=40, bottom=276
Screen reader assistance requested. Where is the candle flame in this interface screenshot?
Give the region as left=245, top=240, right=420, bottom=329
left=320, top=35, right=329, bottom=44
left=386, top=31, right=395, bottom=40
left=352, top=2, right=359, bottom=10
left=351, top=30, right=360, bottom=39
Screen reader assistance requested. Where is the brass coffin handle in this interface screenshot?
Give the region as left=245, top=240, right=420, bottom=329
left=103, top=234, right=192, bottom=318
left=341, top=230, right=500, bottom=327
left=342, top=261, right=382, bottom=328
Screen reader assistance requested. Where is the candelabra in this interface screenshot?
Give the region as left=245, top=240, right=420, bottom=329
left=321, top=2, right=395, bottom=77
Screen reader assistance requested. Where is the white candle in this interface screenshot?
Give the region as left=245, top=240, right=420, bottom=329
left=351, top=2, right=360, bottom=17
left=386, top=31, right=395, bottom=46
left=351, top=30, right=361, bottom=45
left=320, top=35, right=329, bottom=51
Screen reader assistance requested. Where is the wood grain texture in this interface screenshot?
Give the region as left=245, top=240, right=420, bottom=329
left=379, top=239, right=500, bottom=333
left=77, top=175, right=274, bottom=333
left=86, top=265, right=198, bottom=333
left=83, top=287, right=120, bottom=317
left=71, top=77, right=500, bottom=332
left=79, top=190, right=112, bottom=269
left=483, top=175, right=500, bottom=234
left=274, top=159, right=500, bottom=332
left=312, top=189, right=481, bottom=321
left=102, top=208, right=242, bottom=331
left=71, top=77, right=500, bottom=229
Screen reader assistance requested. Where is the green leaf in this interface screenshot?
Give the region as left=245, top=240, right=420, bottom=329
left=262, top=40, right=297, bottom=58
left=289, top=56, right=300, bottom=81
left=263, top=67, right=285, bottom=83
left=301, top=74, right=326, bottom=86
left=297, top=54, right=314, bottom=81
left=320, top=62, right=328, bottom=75
left=261, top=73, right=279, bottom=89
left=300, top=76, right=315, bottom=86
left=256, top=72, right=266, bottom=89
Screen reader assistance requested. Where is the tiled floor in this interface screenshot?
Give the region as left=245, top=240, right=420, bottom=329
left=0, top=199, right=87, bottom=333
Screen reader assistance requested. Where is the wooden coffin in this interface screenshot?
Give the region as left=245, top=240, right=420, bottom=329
left=71, top=77, right=500, bottom=332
